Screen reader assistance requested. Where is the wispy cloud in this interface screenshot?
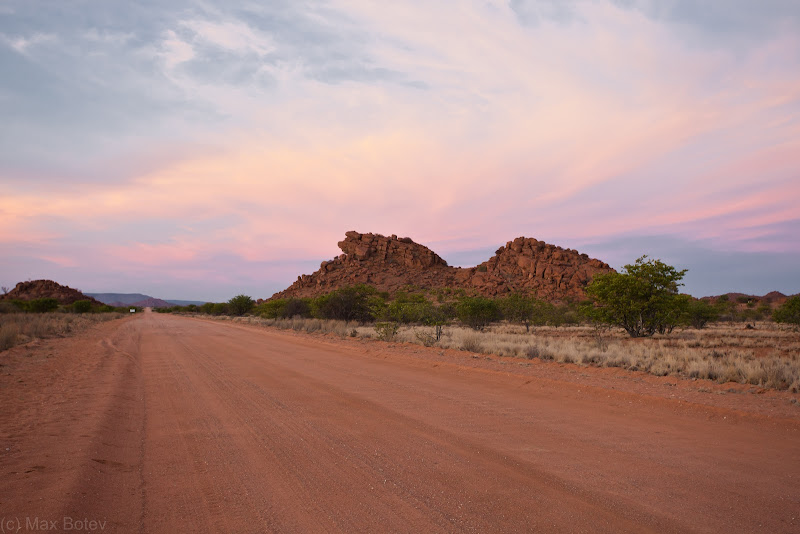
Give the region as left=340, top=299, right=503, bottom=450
left=2, top=31, right=56, bottom=54
left=1, top=0, right=798, bottom=299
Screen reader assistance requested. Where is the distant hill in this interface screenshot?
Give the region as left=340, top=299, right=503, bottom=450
left=271, top=231, right=614, bottom=301
left=129, top=297, right=173, bottom=308
left=87, top=293, right=151, bottom=306
left=1, top=280, right=102, bottom=305
left=87, top=293, right=207, bottom=308
left=700, top=291, right=791, bottom=310
left=165, top=299, right=208, bottom=306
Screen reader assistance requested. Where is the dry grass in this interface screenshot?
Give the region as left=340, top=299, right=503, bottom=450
left=0, top=312, right=124, bottom=352
left=200, top=315, right=800, bottom=392
left=225, top=315, right=360, bottom=338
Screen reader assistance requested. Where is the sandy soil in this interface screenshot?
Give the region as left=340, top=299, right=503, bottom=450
left=1, top=311, right=798, bottom=533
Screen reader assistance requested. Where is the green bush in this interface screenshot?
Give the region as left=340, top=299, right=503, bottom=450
left=257, top=298, right=312, bottom=319
left=312, top=285, right=384, bottom=322
left=257, top=299, right=288, bottom=319
left=28, top=298, right=60, bottom=313
left=384, top=297, right=436, bottom=324
left=97, top=305, right=116, bottom=313
left=773, top=296, right=800, bottom=326
left=284, top=298, right=311, bottom=318
left=228, top=295, right=255, bottom=316
left=544, top=301, right=575, bottom=327
left=71, top=300, right=92, bottom=313
left=681, top=298, right=719, bottom=329
left=456, top=296, right=500, bottom=330
left=211, top=302, right=229, bottom=316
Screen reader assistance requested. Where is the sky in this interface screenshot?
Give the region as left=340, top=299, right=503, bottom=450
left=1, top=0, right=799, bottom=301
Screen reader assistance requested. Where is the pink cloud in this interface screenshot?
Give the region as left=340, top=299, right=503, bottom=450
left=2, top=1, right=799, bottom=297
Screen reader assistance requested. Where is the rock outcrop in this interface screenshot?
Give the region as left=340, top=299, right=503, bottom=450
left=0, top=280, right=102, bottom=305
left=270, top=232, right=614, bottom=301
left=465, top=236, right=614, bottom=300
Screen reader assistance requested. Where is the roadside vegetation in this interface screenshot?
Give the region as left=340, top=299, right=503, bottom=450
left=157, top=257, right=800, bottom=392
left=0, top=299, right=135, bottom=352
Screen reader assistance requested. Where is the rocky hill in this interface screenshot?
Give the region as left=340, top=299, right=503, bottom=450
left=270, top=231, right=614, bottom=301
left=0, top=280, right=102, bottom=305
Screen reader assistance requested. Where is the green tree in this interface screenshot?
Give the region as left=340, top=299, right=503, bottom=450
left=585, top=256, right=688, bottom=337
left=228, top=295, right=255, bottom=316
left=456, top=296, right=500, bottom=330
left=420, top=304, right=451, bottom=341
left=773, top=296, right=800, bottom=326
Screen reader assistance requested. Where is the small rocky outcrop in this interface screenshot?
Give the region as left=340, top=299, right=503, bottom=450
left=270, top=232, right=614, bottom=301
left=0, top=280, right=102, bottom=305
left=464, top=237, right=615, bottom=300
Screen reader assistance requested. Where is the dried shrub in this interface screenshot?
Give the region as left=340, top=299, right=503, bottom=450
left=460, top=335, right=482, bottom=353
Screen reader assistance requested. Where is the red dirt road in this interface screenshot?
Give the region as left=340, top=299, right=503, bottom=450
left=1, top=311, right=798, bottom=533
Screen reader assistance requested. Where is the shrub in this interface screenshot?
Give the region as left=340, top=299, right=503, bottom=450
left=374, top=321, right=399, bottom=341
left=228, top=295, right=255, bottom=316
left=7, top=299, right=29, bottom=312
left=0, top=301, right=19, bottom=314
left=211, top=303, right=229, bottom=316
left=28, top=298, right=60, bottom=313
left=460, top=334, right=482, bottom=352
left=313, top=285, right=383, bottom=322
left=257, top=299, right=288, bottom=319
left=414, top=329, right=437, bottom=347
left=384, top=294, right=437, bottom=324
left=0, top=324, right=18, bottom=351
left=284, top=298, right=312, bottom=318
left=773, top=296, right=800, bottom=326
left=71, top=300, right=92, bottom=313
left=681, top=298, right=719, bottom=329
left=456, top=296, right=500, bottom=330
left=525, top=344, right=554, bottom=360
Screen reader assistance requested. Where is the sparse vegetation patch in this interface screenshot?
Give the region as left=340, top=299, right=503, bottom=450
left=0, top=312, right=124, bottom=352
